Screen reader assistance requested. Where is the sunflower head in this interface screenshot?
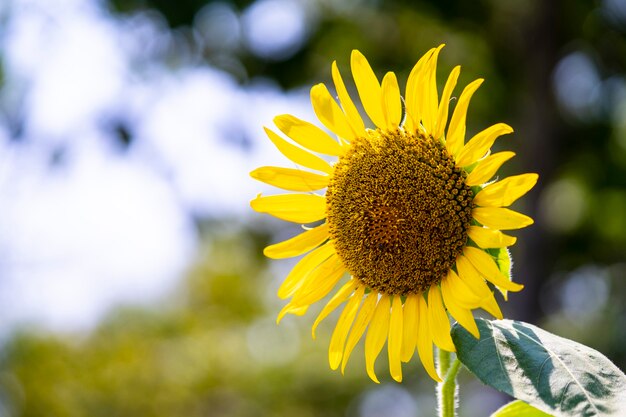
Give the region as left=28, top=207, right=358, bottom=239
left=327, top=128, right=475, bottom=296
left=251, top=46, right=537, bottom=383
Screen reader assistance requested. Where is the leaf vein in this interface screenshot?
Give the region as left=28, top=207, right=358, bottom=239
left=536, top=355, right=550, bottom=388
left=513, top=326, right=601, bottom=415
left=487, top=321, right=507, bottom=380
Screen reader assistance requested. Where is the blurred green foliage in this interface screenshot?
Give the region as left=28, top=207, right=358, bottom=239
left=0, top=226, right=375, bottom=416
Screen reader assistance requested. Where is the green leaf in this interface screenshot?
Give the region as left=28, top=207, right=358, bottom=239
left=491, top=400, right=554, bottom=417
left=452, top=319, right=626, bottom=417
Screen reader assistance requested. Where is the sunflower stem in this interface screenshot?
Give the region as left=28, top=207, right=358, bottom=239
left=438, top=347, right=451, bottom=375
left=437, top=349, right=461, bottom=417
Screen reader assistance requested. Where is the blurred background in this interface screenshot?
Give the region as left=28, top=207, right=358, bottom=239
left=0, top=0, right=625, bottom=415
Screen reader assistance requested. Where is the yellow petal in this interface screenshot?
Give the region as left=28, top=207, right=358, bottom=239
left=275, top=301, right=296, bottom=323
left=250, top=166, right=329, bottom=191
left=331, top=61, right=366, bottom=138
left=474, top=173, right=539, bottom=207
left=405, top=47, right=436, bottom=132
left=290, top=306, right=308, bottom=315
left=388, top=295, right=404, bottom=382
left=473, top=206, right=534, bottom=230
left=480, top=292, right=504, bottom=319
left=465, top=151, right=515, bottom=186
left=456, top=255, right=490, bottom=297
left=341, top=292, right=378, bottom=374
left=263, top=223, right=329, bottom=259
left=275, top=113, right=343, bottom=156
left=416, top=295, right=441, bottom=381
left=329, top=285, right=365, bottom=370
left=290, top=256, right=345, bottom=307
left=351, top=50, right=386, bottom=129
left=277, top=243, right=336, bottom=299
left=467, top=225, right=517, bottom=249
left=456, top=255, right=503, bottom=319
left=381, top=72, right=402, bottom=130
left=456, top=123, right=514, bottom=167
left=433, top=65, right=461, bottom=140
left=445, top=79, right=484, bottom=157
left=310, top=83, right=356, bottom=142
left=264, top=127, right=332, bottom=174
left=441, top=273, right=480, bottom=338
left=400, top=294, right=419, bottom=362
left=422, top=44, right=444, bottom=135
left=441, top=269, right=482, bottom=309
left=250, top=193, right=326, bottom=223
left=427, top=286, right=455, bottom=352
left=312, top=279, right=357, bottom=339
left=364, top=294, right=390, bottom=383
left=276, top=302, right=309, bottom=323
left=463, top=246, right=524, bottom=293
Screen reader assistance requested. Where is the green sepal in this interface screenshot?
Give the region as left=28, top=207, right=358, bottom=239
left=487, top=246, right=512, bottom=280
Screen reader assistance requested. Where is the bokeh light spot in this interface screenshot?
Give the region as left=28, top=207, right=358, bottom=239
left=194, top=2, right=241, bottom=51
left=358, top=385, right=419, bottom=417
left=241, top=0, right=311, bottom=60
left=553, top=52, right=602, bottom=121
left=561, top=266, right=609, bottom=321
left=539, top=177, right=588, bottom=232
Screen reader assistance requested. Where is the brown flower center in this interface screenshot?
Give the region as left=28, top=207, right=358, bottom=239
left=326, top=129, right=474, bottom=295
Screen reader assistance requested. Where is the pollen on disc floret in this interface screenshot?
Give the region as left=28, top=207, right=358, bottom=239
left=326, top=129, right=474, bottom=295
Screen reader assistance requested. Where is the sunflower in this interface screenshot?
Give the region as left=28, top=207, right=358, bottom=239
left=250, top=46, right=537, bottom=383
